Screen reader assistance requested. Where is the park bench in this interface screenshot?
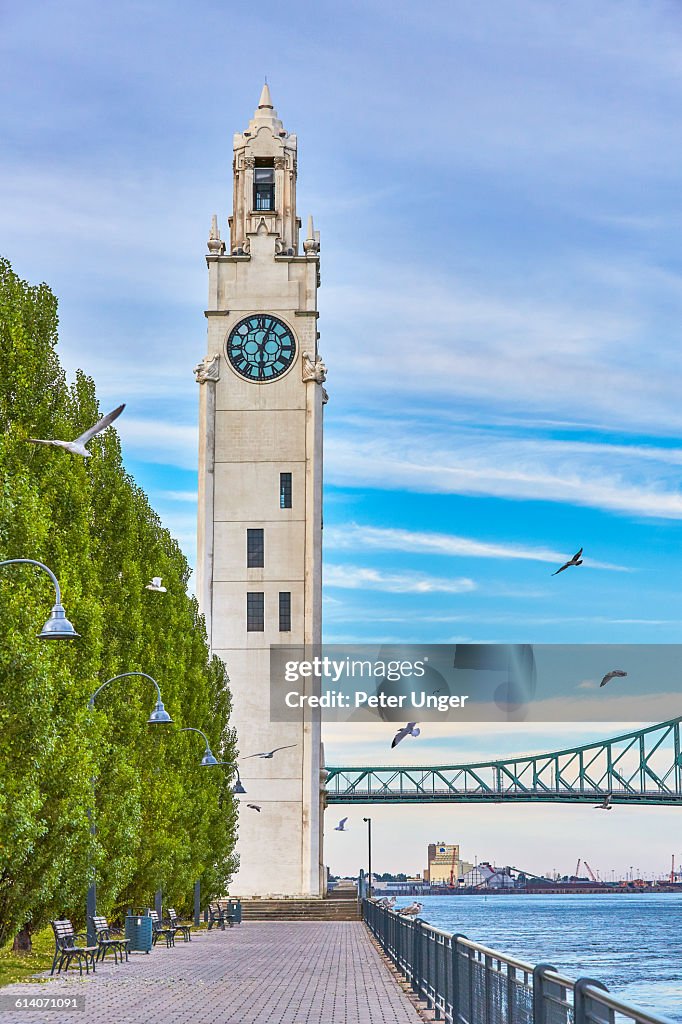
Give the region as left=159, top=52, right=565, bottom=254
left=90, top=915, right=130, bottom=964
left=165, top=907, right=192, bottom=942
left=149, top=910, right=175, bottom=948
left=218, top=898, right=242, bottom=926
left=207, top=901, right=227, bottom=930
left=207, top=898, right=241, bottom=929
left=50, top=920, right=98, bottom=976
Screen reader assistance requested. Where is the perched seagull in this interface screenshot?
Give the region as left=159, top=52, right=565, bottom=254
left=594, top=793, right=613, bottom=811
left=243, top=745, right=297, bottom=759
left=600, top=669, right=627, bottom=688
left=392, top=723, right=420, bottom=749
left=397, top=902, right=423, bottom=917
left=246, top=804, right=262, bottom=812
left=334, top=817, right=348, bottom=832
left=552, top=548, right=583, bottom=576
left=145, top=577, right=167, bottom=593
left=28, top=404, right=125, bottom=457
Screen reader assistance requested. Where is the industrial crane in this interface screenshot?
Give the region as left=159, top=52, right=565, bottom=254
left=583, top=860, right=600, bottom=883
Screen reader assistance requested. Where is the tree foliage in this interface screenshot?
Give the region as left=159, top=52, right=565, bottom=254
left=0, top=258, right=238, bottom=947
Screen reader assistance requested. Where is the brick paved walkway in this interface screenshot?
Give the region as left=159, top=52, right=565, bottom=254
left=0, top=922, right=423, bottom=1024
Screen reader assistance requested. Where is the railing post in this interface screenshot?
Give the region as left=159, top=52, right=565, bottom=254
left=412, top=919, right=423, bottom=997
left=574, top=978, right=612, bottom=1024
left=451, top=934, right=467, bottom=1024
left=532, top=963, right=557, bottom=1024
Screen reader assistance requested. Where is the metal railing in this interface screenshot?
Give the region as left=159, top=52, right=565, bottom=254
left=363, top=900, right=675, bottom=1024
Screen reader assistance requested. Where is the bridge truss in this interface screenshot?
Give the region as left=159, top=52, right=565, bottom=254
left=325, top=717, right=682, bottom=805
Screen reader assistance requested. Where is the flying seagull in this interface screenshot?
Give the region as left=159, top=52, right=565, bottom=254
left=334, top=817, right=348, bottom=831
left=28, top=404, right=125, bottom=457
left=246, top=804, right=262, bottom=812
left=391, top=723, right=420, bottom=749
left=594, top=793, right=613, bottom=810
left=243, top=745, right=297, bottom=759
left=146, top=577, right=167, bottom=593
left=600, top=669, right=627, bottom=688
left=552, top=548, right=583, bottom=576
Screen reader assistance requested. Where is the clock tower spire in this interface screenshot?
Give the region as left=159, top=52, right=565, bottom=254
left=196, top=86, right=325, bottom=897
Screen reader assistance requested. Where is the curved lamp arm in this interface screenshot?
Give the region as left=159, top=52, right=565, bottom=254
left=0, top=558, right=61, bottom=603
left=181, top=726, right=219, bottom=766
left=0, top=558, right=78, bottom=639
left=89, top=671, right=172, bottom=723
left=215, top=760, right=245, bottom=793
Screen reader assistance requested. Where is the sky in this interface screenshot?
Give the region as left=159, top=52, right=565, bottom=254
left=2, top=0, right=682, bottom=881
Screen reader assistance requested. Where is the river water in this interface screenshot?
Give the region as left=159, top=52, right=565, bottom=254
left=410, top=894, right=681, bottom=1022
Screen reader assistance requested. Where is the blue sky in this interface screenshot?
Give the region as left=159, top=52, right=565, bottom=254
left=3, top=0, right=682, bottom=877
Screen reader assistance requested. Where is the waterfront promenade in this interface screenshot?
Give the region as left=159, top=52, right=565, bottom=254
left=0, top=922, right=423, bottom=1024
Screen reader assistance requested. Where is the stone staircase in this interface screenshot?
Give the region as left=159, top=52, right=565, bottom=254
left=238, top=897, right=362, bottom=921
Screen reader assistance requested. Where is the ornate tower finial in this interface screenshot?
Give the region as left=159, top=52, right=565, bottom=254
left=207, top=214, right=225, bottom=255
left=303, top=215, right=319, bottom=255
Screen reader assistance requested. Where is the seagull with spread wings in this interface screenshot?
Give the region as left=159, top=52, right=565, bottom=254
left=334, top=817, right=348, bottom=831
left=243, top=745, right=297, bottom=759
left=552, top=548, right=583, bottom=576
left=594, top=793, right=613, bottom=810
left=247, top=804, right=262, bottom=812
left=28, top=404, right=125, bottom=457
left=146, top=577, right=167, bottom=592
left=391, top=723, right=420, bottom=749
left=600, top=670, right=627, bottom=688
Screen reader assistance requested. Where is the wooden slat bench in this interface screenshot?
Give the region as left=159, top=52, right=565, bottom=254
left=51, top=920, right=98, bottom=976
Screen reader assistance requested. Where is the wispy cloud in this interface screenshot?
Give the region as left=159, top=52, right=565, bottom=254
left=325, top=524, right=629, bottom=571
left=324, top=564, right=475, bottom=594
left=118, top=418, right=198, bottom=470
left=325, top=423, right=682, bottom=521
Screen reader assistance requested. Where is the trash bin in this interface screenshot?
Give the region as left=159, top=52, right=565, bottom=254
left=125, top=911, right=153, bottom=953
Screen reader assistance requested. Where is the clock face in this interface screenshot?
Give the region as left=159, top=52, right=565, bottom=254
left=226, top=314, right=296, bottom=382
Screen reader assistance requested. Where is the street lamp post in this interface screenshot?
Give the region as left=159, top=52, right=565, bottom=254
left=181, top=727, right=245, bottom=923
left=0, top=558, right=79, bottom=638
left=87, top=672, right=173, bottom=942
left=363, top=817, right=372, bottom=899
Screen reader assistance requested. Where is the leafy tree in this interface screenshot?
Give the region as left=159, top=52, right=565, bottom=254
left=0, top=258, right=237, bottom=950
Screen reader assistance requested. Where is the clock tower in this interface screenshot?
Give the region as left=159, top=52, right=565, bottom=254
left=195, top=85, right=325, bottom=897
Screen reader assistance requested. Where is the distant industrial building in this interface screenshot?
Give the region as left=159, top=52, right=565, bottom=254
left=425, top=842, right=474, bottom=885
left=462, top=862, right=519, bottom=889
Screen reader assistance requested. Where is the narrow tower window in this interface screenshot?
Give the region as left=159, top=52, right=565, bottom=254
left=280, top=472, right=292, bottom=509
left=247, top=528, right=264, bottom=568
left=279, top=592, right=291, bottom=632
left=247, top=592, right=264, bottom=631
left=254, top=163, right=275, bottom=211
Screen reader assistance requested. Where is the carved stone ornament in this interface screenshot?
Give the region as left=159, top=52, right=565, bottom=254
left=194, top=353, right=221, bottom=384
left=207, top=214, right=225, bottom=255
left=273, top=156, right=286, bottom=170
left=322, top=386, right=329, bottom=405
left=243, top=155, right=256, bottom=169
left=301, top=351, right=327, bottom=384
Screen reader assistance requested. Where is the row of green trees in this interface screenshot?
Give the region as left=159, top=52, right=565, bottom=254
left=0, top=258, right=238, bottom=950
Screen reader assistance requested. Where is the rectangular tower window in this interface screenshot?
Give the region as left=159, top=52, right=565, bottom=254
left=280, top=472, right=292, bottom=509
left=279, top=592, right=291, bottom=632
left=247, top=528, right=264, bottom=568
left=254, top=166, right=275, bottom=211
left=247, top=592, right=264, bottom=632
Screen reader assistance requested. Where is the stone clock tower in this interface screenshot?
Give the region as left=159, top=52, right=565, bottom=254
left=195, top=85, right=325, bottom=897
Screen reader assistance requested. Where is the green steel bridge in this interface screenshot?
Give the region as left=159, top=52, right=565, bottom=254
left=325, top=716, right=682, bottom=805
